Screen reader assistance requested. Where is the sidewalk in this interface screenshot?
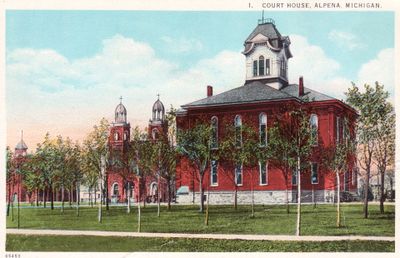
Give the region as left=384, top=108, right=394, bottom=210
left=6, top=229, right=395, bottom=242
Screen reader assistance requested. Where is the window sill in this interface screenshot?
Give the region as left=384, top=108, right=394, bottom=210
left=259, top=183, right=268, bottom=186
left=210, top=184, right=218, bottom=187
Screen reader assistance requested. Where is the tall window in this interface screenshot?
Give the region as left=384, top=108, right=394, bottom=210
left=280, top=59, right=286, bottom=77
left=259, top=56, right=265, bottom=76
left=265, top=59, right=270, bottom=75
left=253, top=60, right=258, bottom=76
left=235, top=164, right=243, bottom=186
left=292, top=168, right=297, bottom=185
left=114, top=132, right=119, bottom=141
left=259, top=113, right=267, bottom=146
left=343, top=117, right=349, bottom=145
left=124, top=131, right=128, bottom=141
left=211, top=116, right=218, bottom=149
left=352, top=167, right=358, bottom=185
left=152, top=128, right=159, bottom=140
left=336, top=116, right=341, bottom=142
left=235, top=115, right=242, bottom=148
left=310, top=114, right=318, bottom=145
left=210, top=160, right=218, bottom=186
left=259, top=161, right=268, bottom=185
left=112, top=183, right=119, bottom=196
left=311, top=163, right=318, bottom=184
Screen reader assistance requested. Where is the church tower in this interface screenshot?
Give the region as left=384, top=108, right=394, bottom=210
left=148, top=95, right=168, bottom=140
left=109, top=97, right=130, bottom=152
left=242, top=18, right=292, bottom=90
left=15, top=130, right=28, bottom=157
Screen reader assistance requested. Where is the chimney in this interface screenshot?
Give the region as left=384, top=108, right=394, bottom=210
left=207, top=85, right=213, bottom=97
left=299, top=76, right=304, bottom=96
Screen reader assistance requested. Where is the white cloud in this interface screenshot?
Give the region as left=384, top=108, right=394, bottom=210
left=328, top=30, right=365, bottom=50
left=289, top=34, right=351, bottom=99
left=356, top=48, right=394, bottom=97
left=7, top=34, right=243, bottom=148
left=161, top=36, right=203, bottom=53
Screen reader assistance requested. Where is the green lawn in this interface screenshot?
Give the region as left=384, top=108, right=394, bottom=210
left=6, top=234, right=395, bottom=252
left=6, top=203, right=395, bottom=236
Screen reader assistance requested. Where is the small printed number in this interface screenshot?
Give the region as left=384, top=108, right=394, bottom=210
left=5, top=254, right=21, bottom=258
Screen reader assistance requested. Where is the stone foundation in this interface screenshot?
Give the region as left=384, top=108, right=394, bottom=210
left=176, top=190, right=350, bottom=205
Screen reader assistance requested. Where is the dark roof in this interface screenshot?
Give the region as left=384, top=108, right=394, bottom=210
left=245, top=23, right=282, bottom=43
left=182, top=81, right=295, bottom=108
left=181, top=82, right=336, bottom=109
left=281, top=84, right=335, bottom=102
left=15, top=139, right=28, bottom=150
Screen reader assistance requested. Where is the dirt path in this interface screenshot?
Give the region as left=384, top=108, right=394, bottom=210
left=6, top=229, right=395, bottom=242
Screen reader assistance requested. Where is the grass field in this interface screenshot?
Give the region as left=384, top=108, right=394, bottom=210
left=6, top=234, right=395, bottom=252
left=6, top=203, right=395, bottom=236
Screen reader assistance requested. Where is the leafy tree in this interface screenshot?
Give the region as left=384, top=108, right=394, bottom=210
left=6, top=147, right=15, bottom=217
left=177, top=122, right=215, bottom=212
left=345, top=82, right=392, bottom=218
left=220, top=123, right=258, bottom=211
left=323, top=128, right=355, bottom=227
left=374, top=102, right=395, bottom=213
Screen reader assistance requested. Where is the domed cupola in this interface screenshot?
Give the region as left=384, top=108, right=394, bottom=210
left=15, top=130, right=28, bottom=157
left=152, top=95, right=165, bottom=122
left=115, top=97, right=127, bottom=124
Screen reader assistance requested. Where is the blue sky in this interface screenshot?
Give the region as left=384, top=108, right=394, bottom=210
left=6, top=10, right=395, bottom=148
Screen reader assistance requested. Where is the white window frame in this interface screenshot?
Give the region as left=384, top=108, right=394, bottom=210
left=235, top=164, right=243, bottom=186
left=259, top=113, right=267, bottom=146
left=259, top=161, right=268, bottom=186
left=311, top=163, right=319, bottom=185
left=112, top=182, right=119, bottom=196
left=210, top=160, right=218, bottom=186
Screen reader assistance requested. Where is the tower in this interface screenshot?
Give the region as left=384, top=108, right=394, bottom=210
left=109, top=97, right=130, bottom=152
left=15, top=130, right=28, bottom=157
left=242, top=18, right=292, bottom=90
left=148, top=95, right=167, bottom=140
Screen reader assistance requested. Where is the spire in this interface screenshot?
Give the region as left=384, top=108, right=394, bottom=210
left=120, top=96, right=123, bottom=104
left=15, top=130, right=28, bottom=151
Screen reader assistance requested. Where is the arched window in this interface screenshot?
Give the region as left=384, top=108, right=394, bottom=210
left=112, top=183, right=119, bottom=196
left=311, top=162, right=318, bottom=184
left=124, top=131, right=128, bottom=141
left=310, top=114, right=318, bottom=145
left=259, top=161, right=268, bottom=185
left=259, top=56, right=265, bottom=76
left=259, top=113, right=267, bottom=146
left=114, top=132, right=119, bottom=141
left=152, top=128, right=159, bottom=140
left=253, top=60, right=258, bottom=76
left=234, top=115, right=242, bottom=148
left=211, top=116, right=218, bottom=149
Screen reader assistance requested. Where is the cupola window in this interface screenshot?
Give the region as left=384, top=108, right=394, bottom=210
left=265, top=59, right=270, bottom=75
left=259, top=56, right=265, bottom=76
left=253, top=60, right=258, bottom=76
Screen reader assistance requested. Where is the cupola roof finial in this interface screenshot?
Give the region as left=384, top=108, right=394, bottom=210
left=120, top=96, right=123, bottom=104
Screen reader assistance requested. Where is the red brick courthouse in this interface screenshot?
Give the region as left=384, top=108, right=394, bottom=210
left=175, top=18, right=358, bottom=204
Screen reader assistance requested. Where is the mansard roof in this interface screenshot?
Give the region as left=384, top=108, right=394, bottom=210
left=181, top=82, right=336, bottom=109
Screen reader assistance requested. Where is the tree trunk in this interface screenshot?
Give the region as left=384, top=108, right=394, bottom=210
left=251, top=184, right=255, bottom=218
left=199, top=176, right=204, bottom=212
left=192, top=171, right=195, bottom=204
left=205, top=187, right=210, bottom=225
left=285, top=183, right=290, bottom=214
left=312, top=185, right=316, bottom=209
left=127, top=183, right=131, bottom=214
left=336, top=171, right=341, bottom=227
left=36, top=188, right=39, bottom=207
left=137, top=177, right=141, bottom=232
left=105, top=176, right=109, bottom=211
left=69, top=186, right=73, bottom=207
left=296, top=157, right=301, bottom=236
left=61, top=185, right=65, bottom=214
left=76, top=183, right=80, bottom=217
left=157, top=176, right=160, bottom=217
left=379, top=168, right=385, bottom=214
left=43, top=188, right=47, bottom=208
left=17, top=182, right=20, bottom=229
left=7, top=182, right=11, bottom=216
left=94, top=186, right=97, bottom=205
left=167, top=181, right=171, bottom=210
left=50, top=186, right=54, bottom=210
left=363, top=168, right=370, bottom=219
left=234, top=187, right=238, bottom=210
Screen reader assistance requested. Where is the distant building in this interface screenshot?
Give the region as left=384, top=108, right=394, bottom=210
left=175, top=18, right=358, bottom=204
